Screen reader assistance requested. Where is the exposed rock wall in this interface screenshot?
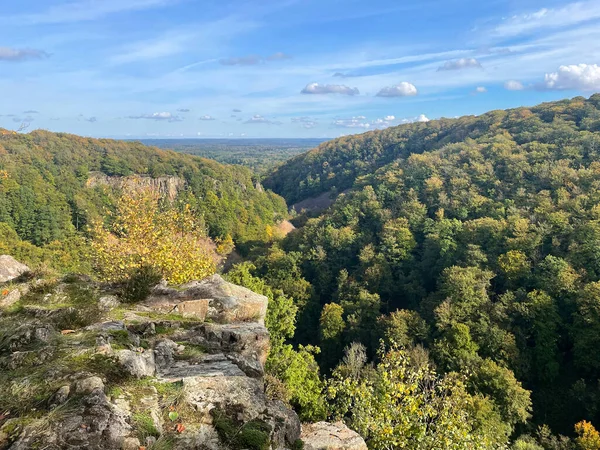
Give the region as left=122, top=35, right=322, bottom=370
left=86, top=172, right=185, bottom=200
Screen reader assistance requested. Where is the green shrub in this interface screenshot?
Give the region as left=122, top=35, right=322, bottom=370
left=121, top=265, right=162, bottom=303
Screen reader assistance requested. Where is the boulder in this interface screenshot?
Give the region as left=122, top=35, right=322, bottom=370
left=183, top=375, right=267, bottom=422
left=75, top=376, right=105, bottom=395
left=98, top=295, right=120, bottom=312
left=0, top=255, right=29, bottom=283
left=146, top=274, right=268, bottom=324
left=0, top=288, right=22, bottom=309
left=183, top=323, right=270, bottom=366
left=301, top=422, right=367, bottom=450
left=116, top=349, right=156, bottom=378
left=10, top=389, right=133, bottom=450
left=266, top=400, right=302, bottom=449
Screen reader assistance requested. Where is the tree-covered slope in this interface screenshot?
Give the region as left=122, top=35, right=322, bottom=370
left=264, top=95, right=600, bottom=204
left=0, top=130, right=286, bottom=266
left=243, top=95, right=600, bottom=443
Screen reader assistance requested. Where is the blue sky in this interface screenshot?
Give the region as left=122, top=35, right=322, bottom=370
left=1, top=0, right=600, bottom=138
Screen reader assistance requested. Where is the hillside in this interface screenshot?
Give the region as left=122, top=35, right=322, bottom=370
left=238, top=94, right=600, bottom=445
left=264, top=94, right=600, bottom=205
left=0, top=130, right=287, bottom=269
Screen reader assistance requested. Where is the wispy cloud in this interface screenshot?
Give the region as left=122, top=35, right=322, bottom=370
left=23, top=110, right=40, bottom=114
left=220, top=52, right=292, bottom=66
left=492, top=1, right=600, bottom=38
left=177, top=108, right=190, bottom=113
left=244, top=115, right=282, bottom=125
left=292, top=116, right=318, bottom=128
left=128, top=112, right=182, bottom=122
left=0, top=47, right=49, bottom=62
left=301, top=82, right=359, bottom=95
left=9, top=0, right=179, bottom=25
left=199, top=115, right=215, bottom=120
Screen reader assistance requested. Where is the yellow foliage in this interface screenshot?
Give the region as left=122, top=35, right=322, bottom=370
left=90, top=188, right=216, bottom=284
left=575, top=421, right=600, bottom=450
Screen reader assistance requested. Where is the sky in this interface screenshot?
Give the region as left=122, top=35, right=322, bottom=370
left=1, top=0, right=600, bottom=139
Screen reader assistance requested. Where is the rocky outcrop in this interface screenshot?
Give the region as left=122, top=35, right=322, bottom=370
left=0, top=255, right=29, bottom=283
left=86, top=172, right=185, bottom=201
left=0, top=267, right=304, bottom=450
left=145, top=274, right=269, bottom=324
left=301, top=422, right=368, bottom=450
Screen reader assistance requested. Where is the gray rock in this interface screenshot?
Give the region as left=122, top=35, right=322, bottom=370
left=301, top=422, right=367, bottom=450
left=121, top=437, right=141, bottom=450
left=75, top=376, right=105, bottom=395
left=116, top=349, right=156, bottom=378
left=183, top=322, right=270, bottom=366
left=0, top=255, right=29, bottom=283
left=158, top=353, right=246, bottom=380
left=183, top=375, right=268, bottom=422
left=153, top=338, right=183, bottom=369
left=266, top=400, right=302, bottom=449
left=146, top=274, right=268, bottom=324
left=0, top=288, right=22, bottom=309
left=86, top=320, right=126, bottom=332
left=10, top=389, right=132, bottom=450
left=5, top=322, right=55, bottom=352
left=98, top=295, right=120, bottom=312
left=227, top=353, right=264, bottom=378
left=52, top=385, right=71, bottom=406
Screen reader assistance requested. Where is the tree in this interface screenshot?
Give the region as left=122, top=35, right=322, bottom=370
left=90, top=188, right=216, bottom=284
left=328, top=345, right=508, bottom=449
left=319, top=303, right=346, bottom=370
left=575, top=421, right=600, bottom=450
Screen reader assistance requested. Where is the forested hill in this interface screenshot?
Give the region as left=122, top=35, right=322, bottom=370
left=264, top=94, right=600, bottom=204
left=238, top=93, right=600, bottom=444
left=0, top=130, right=286, bottom=265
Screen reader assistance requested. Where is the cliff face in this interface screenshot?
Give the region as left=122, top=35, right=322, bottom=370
left=87, top=172, right=185, bottom=201
left=0, top=268, right=300, bottom=449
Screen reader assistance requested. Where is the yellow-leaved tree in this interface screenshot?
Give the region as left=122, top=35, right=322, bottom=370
left=90, top=188, right=217, bottom=284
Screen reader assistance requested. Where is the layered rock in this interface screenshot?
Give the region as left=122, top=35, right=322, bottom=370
left=0, top=269, right=301, bottom=450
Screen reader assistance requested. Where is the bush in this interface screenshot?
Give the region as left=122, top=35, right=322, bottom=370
left=122, top=265, right=162, bottom=303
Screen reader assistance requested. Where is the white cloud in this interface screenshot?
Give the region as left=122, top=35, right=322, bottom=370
left=437, top=58, right=482, bottom=71
left=504, top=80, right=524, bottom=90
left=475, top=86, right=487, bottom=93
left=301, top=82, right=359, bottom=95
left=199, top=115, right=215, bottom=120
left=128, top=112, right=182, bottom=122
left=383, top=115, right=395, bottom=121
left=376, top=82, right=418, bottom=97
left=0, top=47, right=48, bottom=61
left=541, top=64, right=600, bottom=90
left=416, top=114, right=430, bottom=122
left=177, top=108, right=190, bottom=113
left=493, top=1, right=600, bottom=38
left=244, top=115, right=282, bottom=125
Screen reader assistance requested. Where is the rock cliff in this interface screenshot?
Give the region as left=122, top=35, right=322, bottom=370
left=86, top=172, right=185, bottom=201
left=0, top=258, right=366, bottom=450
